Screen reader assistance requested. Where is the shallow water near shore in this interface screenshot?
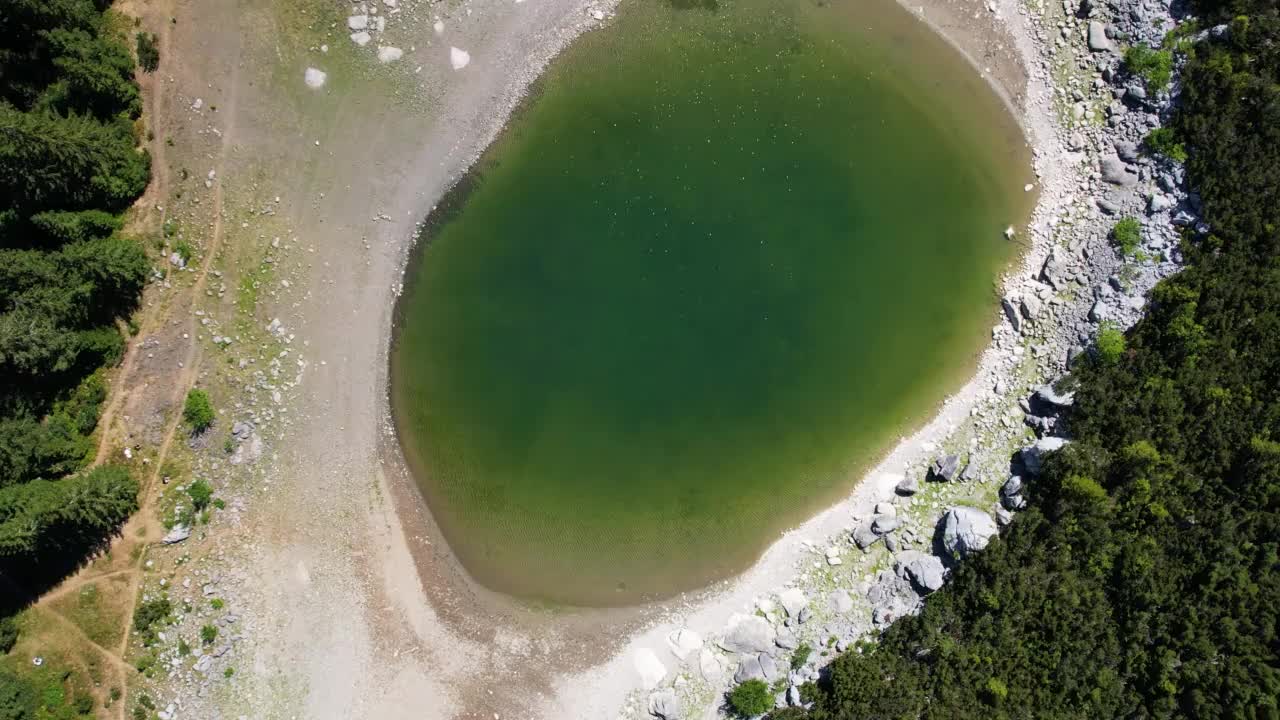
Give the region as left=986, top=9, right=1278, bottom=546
left=392, top=0, right=1032, bottom=606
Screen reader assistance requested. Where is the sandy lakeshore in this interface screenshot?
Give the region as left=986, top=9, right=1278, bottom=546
left=111, top=0, right=1123, bottom=714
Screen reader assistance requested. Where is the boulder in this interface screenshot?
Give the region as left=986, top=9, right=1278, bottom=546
left=718, top=614, right=774, bottom=654
left=1020, top=436, right=1069, bottom=475
left=760, top=652, right=781, bottom=682
left=895, top=551, right=946, bottom=593
left=1001, top=475, right=1024, bottom=497
left=871, top=515, right=901, bottom=535
left=1034, top=383, right=1075, bottom=408
left=346, top=14, right=369, bottom=29
left=929, top=454, right=962, bottom=482
left=1100, top=155, right=1138, bottom=186
left=1040, top=251, right=1070, bottom=288
left=665, top=628, right=702, bottom=661
left=1087, top=21, right=1114, bottom=51
left=940, top=507, right=999, bottom=557
left=1001, top=296, right=1022, bottom=332
left=852, top=523, right=882, bottom=551
left=734, top=654, right=764, bottom=683
left=775, top=627, right=799, bottom=650
left=895, top=475, right=920, bottom=496
left=162, top=524, right=191, bottom=544
left=648, top=690, right=682, bottom=720
left=1020, top=294, right=1043, bottom=321
left=633, top=648, right=667, bottom=690
left=1115, top=140, right=1140, bottom=162
left=698, top=648, right=723, bottom=681
left=778, top=588, right=808, bottom=618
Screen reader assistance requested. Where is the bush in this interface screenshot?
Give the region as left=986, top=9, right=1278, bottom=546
left=183, top=389, right=213, bottom=432
left=0, top=669, right=37, bottom=720
left=132, top=598, right=170, bottom=638
left=727, top=679, right=773, bottom=717
left=1110, top=217, right=1142, bottom=257
left=135, top=32, right=159, bottom=73
left=187, top=479, right=212, bottom=511
left=0, top=617, right=16, bottom=654
left=790, top=643, right=811, bottom=671
left=1124, top=43, right=1173, bottom=92
left=1143, top=127, right=1188, bottom=162
left=1095, top=321, right=1126, bottom=364
left=199, top=625, right=217, bottom=645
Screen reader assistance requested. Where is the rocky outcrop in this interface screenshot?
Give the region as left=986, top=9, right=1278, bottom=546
left=895, top=550, right=946, bottom=593
left=940, top=507, right=999, bottom=557
left=717, top=614, right=774, bottom=654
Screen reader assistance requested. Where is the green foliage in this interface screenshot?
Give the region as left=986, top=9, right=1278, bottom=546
left=1124, top=43, right=1174, bottom=92
left=0, top=616, right=17, bottom=654
left=1095, top=321, right=1126, bottom=364
left=728, top=679, right=773, bottom=717
left=182, top=389, right=213, bottom=432
left=187, top=479, right=212, bottom=510
left=784, top=5, right=1280, bottom=718
left=1142, top=127, right=1188, bottom=162
left=199, top=624, right=217, bottom=645
left=1110, top=216, right=1142, bottom=256
left=0, top=669, right=37, bottom=720
left=131, top=597, right=170, bottom=644
left=0, top=465, right=138, bottom=557
left=135, top=32, right=159, bottom=73
left=209, top=598, right=224, bottom=610
left=790, top=643, right=811, bottom=671
left=0, top=0, right=151, bottom=585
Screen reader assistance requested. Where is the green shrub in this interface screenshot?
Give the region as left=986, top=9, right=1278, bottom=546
left=200, top=625, right=217, bottom=645
left=135, top=32, right=159, bottom=73
left=0, top=617, right=17, bottom=654
left=209, top=598, right=224, bottom=610
left=1143, top=127, right=1188, bottom=162
left=1095, top=321, right=1126, bottom=364
left=727, top=679, right=773, bottom=717
left=790, top=643, right=811, bottom=671
left=1110, top=217, right=1142, bottom=257
left=1124, top=44, right=1173, bottom=92
left=183, top=389, right=214, bottom=432
left=187, top=479, right=212, bottom=511
left=0, top=669, right=37, bottom=720
left=132, top=598, right=171, bottom=638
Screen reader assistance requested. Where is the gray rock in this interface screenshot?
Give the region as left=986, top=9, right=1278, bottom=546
left=1034, top=383, right=1075, bottom=408
left=163, top=524, right=191, bottom=544
left=895, top=475, right=920, bottom=496
left=734, top=654, right=765, bottom=683
left=760, top=652, right=781, bottom=682
left=797, top=606, right=811, bottom=625
left=995, top=504, right=1014, bottom=526
left=775, top=627, right=799, bottom=650
left=1097, top=198, right=1121, bottom=215
left=940, top=507, right=999, bottom=557
left=1040, top=251, right=1070, bottom=288
left=830, top=589, right=854, bottom=614
left=871, top=515, right=901, bottom=535
left=648, top=689, right=682, bottom=720
left=1001, top=475, right=1024, bottom=497
left=1101, top=155, right=1138, bottom=186
left=1020, top=294, right=1043, bottom=321
left=852, top=523, right=882, bottom=551
left=1001, top=493, right=1028, bottom=511
left=719, top=615, right=775, bottom=654
left=1002, top=296, right=1022, bottom=332
left=930, top=454, right=962, bottom=482
left=779, top=588, right=808, bottom=618
left=895, top=551, right=946, bottom=593
left=1115, top=140, right=1139, bottom=162
left=1150, top=193, right=1175, bottom=213
left=884, top=533, right=899, bottom=552
left=1087, top=21, right=1114, bottom=51
left=1020, top=436, right=1069, bottom=475
left=787, top=685, right=802, bottom=706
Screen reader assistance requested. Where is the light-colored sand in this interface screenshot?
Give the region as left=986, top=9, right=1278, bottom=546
left=133, top=0, right=1082, bottom=715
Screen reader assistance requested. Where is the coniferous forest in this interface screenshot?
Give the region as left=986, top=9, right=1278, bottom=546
left=776, top=0, right=1280, bottom=716
left=0, top=0, right=149, bottom=592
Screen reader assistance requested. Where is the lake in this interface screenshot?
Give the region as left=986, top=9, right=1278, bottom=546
left=392, top=0, right=1032, bottom=605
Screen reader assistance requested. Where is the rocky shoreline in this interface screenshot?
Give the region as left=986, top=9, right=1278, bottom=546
left=614, top=0, right=1201, bottom=714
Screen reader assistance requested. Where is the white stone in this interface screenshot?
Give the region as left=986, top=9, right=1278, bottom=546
left=665, top=628, right=702, bottom=660
left=303, top=67, right=327, bottom=89
left=350, top=31, right=372, bottom=46
left=376, top=46, right=403, bottom=63
left=433, top=20, right=445, bottom=34
left=698, top=648, right=722, bottom=681
left=633, top=648, right=667, bottom=690
left=717, top=613, right=774, bottom=654
left=347, top=14, right=369, bottom=29
left=778, top=588, right=808, bottom=618
left=449, top=46, right=470, bottom=70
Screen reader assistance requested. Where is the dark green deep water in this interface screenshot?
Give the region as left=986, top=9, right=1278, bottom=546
left=392, top=0, right=1032, bottom=605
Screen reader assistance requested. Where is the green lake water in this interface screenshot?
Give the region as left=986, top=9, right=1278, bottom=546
left=392, top=0, right=1032, bottom=605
